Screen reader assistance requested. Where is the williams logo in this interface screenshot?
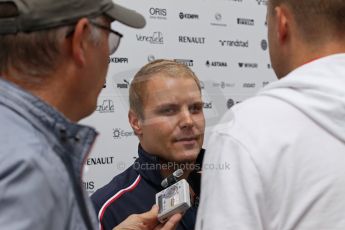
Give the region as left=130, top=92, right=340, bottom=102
left=206, top=60, right=228, bottom=67
left=149, top=7, right=167, bottom=20
left=117, top=79, right=130, bottom=89
left=213, top=81, right=236, bottom=89
left=108, top=57, right=128, bottom=64
left=136, top=32, right=164, bottom=44
left=219, top=40, right=249, bottom=48
left=179, top=36, right=205, bottom=44
left=179, top=12, right=199, bottom=20
left=237, top=18, right=255, bottom=26
left=96, top=100, right=114, bottom=113
left=174, top=59, right=194, bottom=67
left=238, top=62, right=258, bottom=68
left=256, top=0, right=268, bottom=5
left=113, top=128, right=135, bottom=140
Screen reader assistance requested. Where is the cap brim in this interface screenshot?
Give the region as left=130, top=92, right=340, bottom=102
left=106, top=3, right=146, bottom=29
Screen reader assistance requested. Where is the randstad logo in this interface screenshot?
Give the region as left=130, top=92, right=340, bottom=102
left=136, top=32, right=164, bottom=44
left=179, top=12, right=199, bottom=20
left=219, top=40, right=249, bottom=48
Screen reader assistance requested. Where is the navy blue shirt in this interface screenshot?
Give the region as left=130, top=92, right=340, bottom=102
left=91, top=145, right=204, bottom=230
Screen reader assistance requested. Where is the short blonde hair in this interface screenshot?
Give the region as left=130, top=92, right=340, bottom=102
left=129, top=59, right=201, bottom=119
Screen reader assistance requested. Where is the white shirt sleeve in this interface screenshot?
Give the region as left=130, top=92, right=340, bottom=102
left=195, top=130, right=266, bottom=230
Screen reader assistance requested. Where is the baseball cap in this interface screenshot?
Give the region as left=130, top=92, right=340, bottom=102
left=0, top=0, right=146, bottom=35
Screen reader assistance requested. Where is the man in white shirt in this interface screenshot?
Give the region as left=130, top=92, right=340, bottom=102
left=196, top=0, right=345, bottom=229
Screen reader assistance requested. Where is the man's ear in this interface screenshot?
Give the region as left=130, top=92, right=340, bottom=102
left=128, top=110, right=143, bottom=136
left=275, top=6, right=289, bottom=44
left=70, top=18, right=92, bottom=67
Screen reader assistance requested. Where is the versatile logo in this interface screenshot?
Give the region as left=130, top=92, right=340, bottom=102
left=136, top=32, right=164, bottom=44
left=174, top=59, right=194, bottom=67
left=237, top=18, right=255, bottom=26
left=179, top=12, right=199, bottom=20
left=243, top=83, right=256, bottom=88
left=179, top=36, right=205, bottom=44
left=261, top=39, right=268, bottom=50
left=206, top=60, right=228, bottom=67
left=219, top=39, right=249, bottom=47
left=113, top=128, right=135, bottom=139
left=108, top=57, right=129, bottom=64
left=238, top=62, right=258, bottom=68
left=96, top=100, right=114, bottom=113
left=149, top=7, right=167, bottom=19
left=86, top=157, right=115, bottom=166
left=256, top=0, right=268, bottom=5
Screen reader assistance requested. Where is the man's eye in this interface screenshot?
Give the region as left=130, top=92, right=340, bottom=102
left=160, top=108, right=176, bottom=115
left=190, top=104, right=203, bottom=113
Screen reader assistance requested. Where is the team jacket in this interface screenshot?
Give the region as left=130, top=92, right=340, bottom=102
left=91, top=145, right=204, bottom=230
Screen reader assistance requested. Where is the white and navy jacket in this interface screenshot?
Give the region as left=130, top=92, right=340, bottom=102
left=91, top=145, right=204, bottom=230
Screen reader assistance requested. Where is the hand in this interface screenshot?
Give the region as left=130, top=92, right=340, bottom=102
left=113, top=205, right=182, bottom=230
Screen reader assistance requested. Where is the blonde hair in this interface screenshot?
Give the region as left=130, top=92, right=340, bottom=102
left=129, top=59, right=201, bottom=119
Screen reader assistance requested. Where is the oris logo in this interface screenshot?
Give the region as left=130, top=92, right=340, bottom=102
left=206, top=60, right=228, bottom=67
left=219, top=40, right=249, bottom=48
left=238, top=62, right=258, bottom=68
left=243, top=83, right=256, bottom=88
left=83, top=181, right=95, bottom=191
left=261, top=39, right=268, bottom=50
left=149, top=7, right=167, bottom=17
left=108, top=57, right=128, bottom=64
left=179, top=36, right=205, bottom=44
left=203, top=102, right=213, bottom=109
left=174, top=59, right=194, bottom=67
left=117, top=79, right=130, bottom=89
left=96, top=100, right=114, bottom=113
left=149, top=8, right=167, bottom=16
left=256, top=0, right=268, bottom=5
left=113, top=128, right=135, bottom=140
left=179, top=12, right=199, bottom=20
left=136, top=32, right=164, bottom=44
left=237, top=18, right=255, bottom=26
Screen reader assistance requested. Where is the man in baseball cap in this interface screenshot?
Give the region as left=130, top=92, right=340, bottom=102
left=0, top=0, right=180, bottom=229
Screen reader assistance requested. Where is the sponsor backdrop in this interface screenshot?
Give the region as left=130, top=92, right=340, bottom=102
left=81, top=0, right=275, bottom=194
